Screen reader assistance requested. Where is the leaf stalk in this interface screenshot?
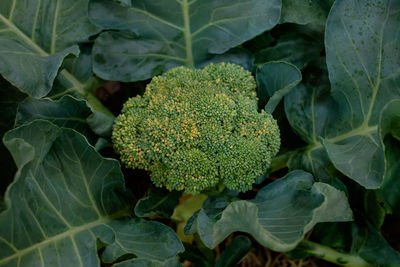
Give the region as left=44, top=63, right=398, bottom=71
left=298, top=240, right=373, bottom=267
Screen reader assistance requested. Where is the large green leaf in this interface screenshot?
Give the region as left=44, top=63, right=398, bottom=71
left=285, top=0, right=400, bottom=188
left=185, top=170, right=352, bottom=252
left=0, top=120, right=183, bottom=266
left=0, top=0, right=100, bottom=97
left=89, top=0, right=281, bottom=81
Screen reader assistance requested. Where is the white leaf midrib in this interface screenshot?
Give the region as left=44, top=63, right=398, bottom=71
left=0, top=14, right=48, bottom=56
left=0, top=215, right=121, bottom=265
left=0, top=13, right=87, bottom=95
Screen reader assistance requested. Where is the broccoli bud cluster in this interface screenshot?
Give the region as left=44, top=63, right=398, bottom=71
left=112, top=63, right=280, bottom=193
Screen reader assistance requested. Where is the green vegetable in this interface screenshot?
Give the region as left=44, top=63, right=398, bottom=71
left=112, top=63, right=280, bottom=193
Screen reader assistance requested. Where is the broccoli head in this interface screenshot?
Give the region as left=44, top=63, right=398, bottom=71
left=112, top=63, right=280, bottom=193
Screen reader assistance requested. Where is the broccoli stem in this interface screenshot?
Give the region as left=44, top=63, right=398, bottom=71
left=53, top=69, right=115, bottom=117
left=87, top=92, right=115, bottom=117
left=297, top=240, right=373, bottom=267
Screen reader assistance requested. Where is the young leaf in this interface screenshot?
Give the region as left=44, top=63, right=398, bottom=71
left=215, top=235, right=252, bottom=267
left=285, top=0, right=400, bottom=188
left=134, top=188, right=181, bottom=219
left=0, top=0, right=100, bottom=97
left=185, top=170, right=353, bottom=252
left=256, top=61, right=302, bottom=113
left=0, top=120, right=183, bottom=266
left=89, top=0, right=281, bottom=81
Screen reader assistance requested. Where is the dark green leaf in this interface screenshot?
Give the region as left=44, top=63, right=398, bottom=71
left=281, top=0, right=329, bottom=26
left=89, top=0, right=281, bottom=81
left=310, top=222, right=351, bottom=249
left=0, top=0, right=100, bottom=97
left=134, top=188, right=181, bottom=218
left=380, top=138, right=400, bottom=216
left=215, top=235, right=252, bottom=267
left=256, top=61, right=302, bottom=113
left=0, top=77, right=26, bottom=194
left=351, top=221, right=400, bottom=266
left=49, top=44, right=102, bottom=99
left=254, top=34, right=323, bottom=70
left=0, top=199, right=4, bottom=213
left=380, top=100, right=400, bottom=142
left=185, top=170, right=352, bottom=251
left=0, top=120, right=183, bottom=266
left=87, top=110, right=115, bottom=137
left=15, top=95, right=98, bottom=144
left=179, top=243, right=213, bottom=267
left=197, top=48, right=254, bottom=71
left=363, top=190, right=387, bottom=229
left=285, top=0, right=400, bottom=188
left=113, top=257, right=183, bottom=267
left=379, top=100, right=400, bottom=215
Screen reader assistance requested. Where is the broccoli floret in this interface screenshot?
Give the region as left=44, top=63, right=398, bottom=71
left=112, top=63, right=280, bottom=193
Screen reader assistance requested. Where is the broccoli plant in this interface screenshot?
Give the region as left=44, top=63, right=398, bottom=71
left=113, top=63, right=280, bottom=193
left=1, top=0, right=400, bottom=267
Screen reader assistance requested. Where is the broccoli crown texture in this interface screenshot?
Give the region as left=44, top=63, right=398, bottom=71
left=112, top=63, right=280, bottom=193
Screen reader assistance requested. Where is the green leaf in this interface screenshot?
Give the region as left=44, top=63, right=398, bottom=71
left=0, top=0, right=100, bottom=97
left=15, top=95, right=99, bottom=144
left=89, top=0, right=281, bottom=81
left=285, top=0, right=400, bottom=188
left=135, top=188, right=181, bottom=219
left=0, top=120, right=183, bottom=266
left=0, top=200, right=4, bottom=213
left=380, top=138, right=400, bottom=216
left=0, top=77, right=26, bottom=194
left=179, top=243, right=213, bottom=267
left=49, top=44, right=102, bottom=99
left=113, top=257, right=183, bottom=267
left=87, top=110, right=115, bottom=137
left=215, top=235, right=252, bottom=267
left=363, top=190, right=387, bottom=229
left=351, top=221, right=400, bottom=266
left=380, top=100, right=400, bottom=142
left=281, top=0, right=330, bottom=26
left=379, top=100, right=400, bottom=215
left=309, top=222, right=351, bottom=249
left=256, top=61, right=302, bottom=113
left=254, top=33, right=323, bottom=70
left=197, top=48, right=254, bottom=71
left=185, top=170, right=352, bottom=251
